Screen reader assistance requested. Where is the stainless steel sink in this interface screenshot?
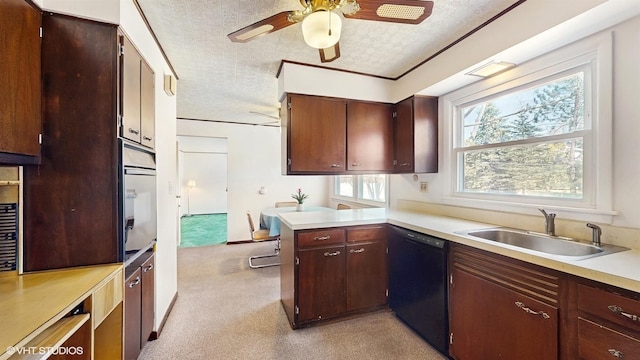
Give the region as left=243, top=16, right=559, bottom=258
left=456, top=228, right=629, bottom=260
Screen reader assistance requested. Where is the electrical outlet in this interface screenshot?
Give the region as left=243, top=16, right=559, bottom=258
left=420, top=182, right=428, bottom=192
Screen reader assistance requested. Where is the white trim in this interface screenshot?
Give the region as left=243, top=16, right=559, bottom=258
left=440, top=30, right=613, bottom=222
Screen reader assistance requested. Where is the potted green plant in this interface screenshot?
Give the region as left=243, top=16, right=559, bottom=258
left=291, top=188, right=309, bottom=211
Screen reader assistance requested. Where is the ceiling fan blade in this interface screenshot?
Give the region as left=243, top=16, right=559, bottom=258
left=227, top=11, right=296, bottom=43
left=319, top=42, right=341, bottom=63
left=344, top=0, right=434, bottom=24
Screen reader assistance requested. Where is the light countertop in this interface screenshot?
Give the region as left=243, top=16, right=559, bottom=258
left=279, top=208, right=640, bottom=293
left=0, top=264, right=123, bottom=359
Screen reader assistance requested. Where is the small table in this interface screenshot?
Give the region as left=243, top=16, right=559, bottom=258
left=260, top=206, right=334, bottom=236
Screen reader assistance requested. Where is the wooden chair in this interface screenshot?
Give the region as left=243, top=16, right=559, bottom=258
left=275, top=201, right=297, bottom=208
left=247, top=211, right=280, bottom=269
left=337, top=203, right=351, bottom=210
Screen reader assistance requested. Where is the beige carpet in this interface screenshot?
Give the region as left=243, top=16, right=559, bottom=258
left=139, top=241, right=446, bottom=360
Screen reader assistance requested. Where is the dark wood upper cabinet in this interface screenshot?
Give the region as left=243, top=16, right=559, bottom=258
left=282, top=93, right=437, bottom=175
left=121, top=35, right=142, bottom=144
left=23, top=13, right=121, bottom=271
left=121, top=35, right=155, bottom=149
left=394, top=96, right=438, bottom=173
left=347, top=101, right=394, bottom=172
left=0, top=0, right=41, bottom=164
left=283, top=93, right=347, bottom=174
left=140, top=61, right=156, bottom=149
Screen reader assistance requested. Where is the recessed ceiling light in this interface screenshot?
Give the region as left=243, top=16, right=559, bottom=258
left=466, top=61, right=516, bottom=77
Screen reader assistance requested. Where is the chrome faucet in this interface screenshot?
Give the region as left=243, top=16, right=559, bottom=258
left=538, top=209, right=556, bottom=236
left=586, top=223, right=602, bottom=247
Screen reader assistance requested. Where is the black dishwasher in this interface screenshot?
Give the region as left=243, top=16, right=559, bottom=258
left=388, top=225, right=449, bottom=357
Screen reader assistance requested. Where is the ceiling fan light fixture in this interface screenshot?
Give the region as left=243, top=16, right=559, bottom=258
left=301, top=10, right=342, bottom=49
left=233, top=24, right=275, bottom=41
left=376, top=4, right=425, bottom=20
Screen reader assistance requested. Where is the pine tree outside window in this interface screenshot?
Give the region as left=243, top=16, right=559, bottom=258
left=458, top=71, right=587, bottom=200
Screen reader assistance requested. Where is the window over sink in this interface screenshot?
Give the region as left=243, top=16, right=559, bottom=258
left=440, top=32, right=614, bottom=222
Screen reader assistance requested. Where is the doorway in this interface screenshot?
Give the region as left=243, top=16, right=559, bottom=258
left=177, top=136, right=228, bottom=247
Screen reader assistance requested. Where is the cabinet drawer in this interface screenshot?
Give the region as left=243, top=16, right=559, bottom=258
left=578, top=318, right=640, bottom=360
left=346, top=226, right=387, bottom=242
left=578, top=284, right=640, bottom=333
left=298, top=229, right=344, bottom=248
left=93, top=268, right=123, bottom=328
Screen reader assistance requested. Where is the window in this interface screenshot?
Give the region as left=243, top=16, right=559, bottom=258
left=458, top=70, right=588, bottom=200
left=335, top=174, right=387, bottom=204
left=441, top=32, right=613, bottom=221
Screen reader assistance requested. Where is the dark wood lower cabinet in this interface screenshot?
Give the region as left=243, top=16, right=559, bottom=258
left=298, top=246, right=346, bottom=322
left=125, top=252, right=155, bottom=360
left=450, top=267, right=558, bottom=360
left=449, top=244, right=561, bottom=360
left=281, top=225, right=388, bottom=328
left=346, top=241, right=387, bottom=311
left=125, top=268, right=142, bottom=360
left=140, top=255, right=155, bottom=349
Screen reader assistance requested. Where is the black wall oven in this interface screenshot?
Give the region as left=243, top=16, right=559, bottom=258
left=121, top=142, right=157, bottom=264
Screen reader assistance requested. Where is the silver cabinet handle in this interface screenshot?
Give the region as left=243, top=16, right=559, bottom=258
left=143, top=264, right=154, bottom=272
left=313, top=235, right=331, bottom=241
left=608, top=305, right=639, bottom=322
left=349, top=248, right=365, bottom=254
left=351, top=163, right=361, bottom=167
left=129, top=276, right=141, bottom=288
left=399, top=162, right=411, bottom=166
left=143, top=136, right=153, bottom=141
left=128, top=128, right=140, bottom=135
left=330, top=164, right=342, bottom=168
left=323, top=251, right=341, bottom=257
left=515, top=301, right=550, bottom=319
left=608, top=349, right=623, bottom=358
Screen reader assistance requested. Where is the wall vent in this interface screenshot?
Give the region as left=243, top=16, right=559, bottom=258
left=0, top=203, right=18, bottom=272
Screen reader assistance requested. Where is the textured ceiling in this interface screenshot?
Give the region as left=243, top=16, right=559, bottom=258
left=136, top=0, right=518, bottom=125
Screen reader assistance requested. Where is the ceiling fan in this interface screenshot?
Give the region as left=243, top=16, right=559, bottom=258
left=227, top=0, right=434, bottom=63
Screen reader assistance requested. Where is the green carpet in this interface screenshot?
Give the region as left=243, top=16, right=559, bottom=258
left=180, top=213, right=227, bottom=247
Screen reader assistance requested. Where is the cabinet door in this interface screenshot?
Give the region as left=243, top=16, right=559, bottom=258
left=413, top=96, right=438, bottom=173
left=347, top=101, right=394, bottom=171
left=297, top=246, right=346, bottom=322
left=346, top=241, right=387, bottom=311
left=125, top=269, right=142, bottom=360
left=140, top=254, right=155, bottom=348
left=393, top=96, right=438, bottom=173
left=140, top=60, right=155, bottom=149
left=449, top=267, right=558, bottom=360
left=288, top=94, right=346, bottom=173
left=393, top=97, right=414, bottom=172
left=24, top=13, right=120, bottom=271
left=0, top=0, right=41, bottom=162
left=121, top=35, right=141, bottom=143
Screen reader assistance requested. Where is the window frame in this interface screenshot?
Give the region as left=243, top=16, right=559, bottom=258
left=333, top=174, right=389, bottom=207
left=440, top=32, right=614, bottom=223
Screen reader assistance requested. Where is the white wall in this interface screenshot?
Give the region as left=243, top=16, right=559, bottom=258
left=390, top=16, right=640, bottom=242
left=177, top=120, right=329, bottom=242
left=40, top=0, right=180, bottom=335
left=178, top=136, right=228, bottom=216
